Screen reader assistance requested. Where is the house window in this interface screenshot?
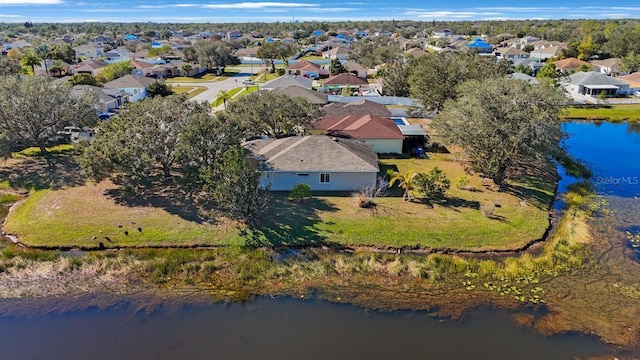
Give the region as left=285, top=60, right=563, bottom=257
left=320, top=173, right=330, bottom=183
left=297, top=173, right=309, bottom=177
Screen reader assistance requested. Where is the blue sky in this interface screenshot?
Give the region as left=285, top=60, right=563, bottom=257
left=1, top=0, right=640, bottom=23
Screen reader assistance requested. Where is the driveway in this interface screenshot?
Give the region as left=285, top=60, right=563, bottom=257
left=169, top=66, right=262, bottom=104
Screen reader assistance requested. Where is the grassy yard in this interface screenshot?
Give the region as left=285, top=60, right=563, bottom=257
left=3, top=152, right=555, bottom=251
left=211, top=87, right=243, bottom=107
left=300, top=55, right=324, bottom=61
left=3, top=181, right=244, bottom=248
left=171, top=85, right=207, bottom=99
left=563, top=104, right=640, bottom=122
left=251, top=154, right=555, bottom=251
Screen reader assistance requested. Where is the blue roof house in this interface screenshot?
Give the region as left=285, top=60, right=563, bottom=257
left=467, top=38, right=493, bottom=54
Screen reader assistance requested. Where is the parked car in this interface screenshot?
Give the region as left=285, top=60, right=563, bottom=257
left=242, top=79, right=256, bottom=85
left=634, top=91, right=640, bottom=97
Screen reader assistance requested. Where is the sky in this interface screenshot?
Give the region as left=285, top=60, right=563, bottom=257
left=1, top=0, right=640, bottom=23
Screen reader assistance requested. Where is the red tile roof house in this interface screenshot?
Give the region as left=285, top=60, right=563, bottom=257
left=322, top=73, right=369, bottom=94
left=285, top=60, right=329, bottom=79
left=311, top=114, right=404, bottom=154
left=243, top=135, right=379, bottom=191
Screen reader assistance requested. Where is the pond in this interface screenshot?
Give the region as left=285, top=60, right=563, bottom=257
left=0, top=296, right=618, bottom=359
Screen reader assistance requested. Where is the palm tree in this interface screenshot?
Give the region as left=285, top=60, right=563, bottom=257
left=217, top=89, right=232, bottom=109
left=181, top=63, right=192, bottom=76
left=388, top=170, right=418, bottom=201
left=49, top=59, right=64, bottom=77
left=35, top=44, right=51, bottom=76
left=20, top=52, right=42, bottom=75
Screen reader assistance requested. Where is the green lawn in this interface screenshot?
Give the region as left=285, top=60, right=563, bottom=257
left=563, top=104, right=640, bottom=122
left=211, top=87, right=243, bottom=107
left=3, top=153, right=554, bottom=251
left=251, top=155, right=555, bottom=251
left=3, top=181, right=244, bottom=248
left=300, top=55, right=324, bottom=61
left=171, top=85, right=207, bottom=99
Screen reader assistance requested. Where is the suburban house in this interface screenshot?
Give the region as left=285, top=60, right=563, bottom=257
left=513, top=58, right=545, bottom=76
left=227, top=30, right=243, bottom=40
left=562, top=71, right=630, bottom=97
left=494, top=47, right=529, bottom=60
left=529, top=46, right=564, bottom=60
left=322, top=99, right=392, bottom=118
left=104, top=48, right=131, bottom=62
left=404, top=47, right=427, bottom=58
left=322, top=73, right=369, bottom=93
left=432, top=29, right=453, bottom=38
left=73, top=44, right=103, bottom=61
left=618, top=72, right=640, bottom=94
left=553, top=57, right=595, bottom=73
left=285, top=60, right=327, bottom=79
left=102, top=74, right=159, bottom=102
left=467, top=38, right=493, bottom=54
left=130, top=59, right=156, bottom=77
left=342, top=61, right=368, bottom=79
left=274, top=86, right=328, bottom=105
left=243, top=135, right=379, bottom=191
left=261, top=75, right=313, bottom=90
left=71, top=59, right=108, bottom=76
left=508, top=72, right=540, bottom=85
left=235, top=46, right=260, bottom=58
left=323, top=47, right=350, bottom=61
left=590, top=58, right=622, bottom=76
left=70, top=85, right=131, bottom=113
left=311, top=114, right=404, bottom=154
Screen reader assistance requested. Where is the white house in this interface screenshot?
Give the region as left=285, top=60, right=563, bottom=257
left=244, top=135, right=380, bottom=191
left=323, top=47, right=350, bottom=61
left=73, top=44, right=103, bottom=61
left=103, top=74, right=158, bottom=102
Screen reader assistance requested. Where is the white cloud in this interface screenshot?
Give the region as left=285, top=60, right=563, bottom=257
left=201, top=2, right=318, bottom=9
left=405, top=10, right=501, bottom=18
left=0, top=13, right=24, bottom=17
left=0, top=0, right=62, bottom=4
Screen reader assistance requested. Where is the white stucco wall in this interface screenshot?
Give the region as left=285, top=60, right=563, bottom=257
left=261, top=171, right=377, bottom=191
left=123, top=87, right=148, bottom=102
left=365, top=139, right=403, bottom=154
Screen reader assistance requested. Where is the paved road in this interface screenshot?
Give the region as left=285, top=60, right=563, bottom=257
left=169, top=67, right=262, bottom=104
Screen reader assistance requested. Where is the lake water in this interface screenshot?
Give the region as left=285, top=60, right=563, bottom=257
left=0, top=121, right=639, bottom=359
left=0, top=297, right=616, bottom=359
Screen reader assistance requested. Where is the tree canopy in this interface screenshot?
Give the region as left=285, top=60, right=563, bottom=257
left=222, top=91, right=323, bottom=138
left=434, top=77, right=567, bottom=185
left=407, top=52, right=511, bottom=112
left=192, top=40, right=240, bottom=71
left=349, top=36, right=402, bottom=68
left=81, top=94, right=208, bottom=188
left=0, top=75, right=98, bottom=157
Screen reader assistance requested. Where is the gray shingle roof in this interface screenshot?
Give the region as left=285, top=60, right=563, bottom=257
left=262, top=75, right=313, bottom=90
left=103, top=74, right=158, bottom=89
left=243, top=135, right=379, bottom=172
left=566, top=71, right=628, bottom=87
left=274, top=86, right=328, bottom=104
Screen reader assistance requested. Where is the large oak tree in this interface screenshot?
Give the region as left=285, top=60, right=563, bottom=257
left=434, top=77, right=568, bottom=186
left=0, top=75, right=98, bottom=157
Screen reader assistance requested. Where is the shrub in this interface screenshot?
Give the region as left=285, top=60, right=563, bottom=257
left=455, top=175, right=470, bottom=190
left=276, top=68, right=285, bottom=76
left=414, top=167, right=450, bottom=201
left=289, top=183, right=311, bottom=202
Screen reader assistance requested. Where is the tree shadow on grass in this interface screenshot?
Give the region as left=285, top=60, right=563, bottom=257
left=503, top=182, right=553, bottom=210
left=439, top=196, right=481, bottom=211
left=245, top=194, right=340, bottom=248
left=0, top=156, right=86, bottom=190
left=104, top=184, right=211, bottom=224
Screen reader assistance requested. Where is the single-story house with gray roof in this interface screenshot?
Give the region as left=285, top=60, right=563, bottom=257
left=243, top=135, right=379, bottom=191
left=562, top=71, right=630, bottom=97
